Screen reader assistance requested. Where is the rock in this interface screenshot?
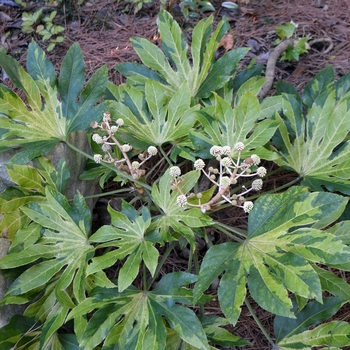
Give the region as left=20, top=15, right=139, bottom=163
left=0, top=238, right=26, bottom=328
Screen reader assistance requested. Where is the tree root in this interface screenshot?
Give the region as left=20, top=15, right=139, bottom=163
left=257, top=36, right=334, bottom=100
left=257, top=39, right=293, bottom=100
left=309, top=37, right=334, bottom=54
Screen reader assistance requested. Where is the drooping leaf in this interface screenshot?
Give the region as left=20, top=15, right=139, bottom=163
left=67, top=272, right=209, bottom=350
left=0, top=42, right=108, bottom=162
left=195, top=187, right=350, bottom=324
left=274, top=66, right=350, bottom=194
left=89, top=201, right=157, bottom=292
left=277, top=321, right=350, bottom=349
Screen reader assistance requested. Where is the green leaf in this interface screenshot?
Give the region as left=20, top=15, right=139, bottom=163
left=274, top=297, right=346, bottom=343
left=67, top=272, right=208, bottom=350
left=275, top=22, right=296, bottom=39
left=274, top=67, right=350, bottom=194
left=89, top=203, right=157, bottom=292
left=158, top=10, right=191, bottom=81
left=0, top=187, right=93, bottom=303
left=0, top=42, right=108, bottom=161
left=150, top=170, right=212, bottom=245
left=196, top=92, right=279, bottom=158
left=277, top=321, right=350, bottom=349
left=196, top=186, right=350, bottom=323
left=201, top=315, right=251, bottom=347
left=110, top=81, right=199, bottom=146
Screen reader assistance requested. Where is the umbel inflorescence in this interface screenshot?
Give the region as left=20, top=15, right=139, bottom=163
left=170, top=143, right=267, bottom=213
left=91, top=112, right=158, bottom=179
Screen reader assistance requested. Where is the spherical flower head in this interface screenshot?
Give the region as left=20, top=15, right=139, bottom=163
left=121, top=144, right=132, bottom=152
left=92, top=134, right=104, bottom=144
left=234, top=142, right=245, bottom=152
left=222, top=146, right=231, bottom=156
left=169, top=166, right=181, bottom=178
left=93, top=154, right=103, bottom=163
left=251, top=154, right=261, bottom=165
left=256, top=166, right=267, bottom=177
left=243, top=201, right=254, bottom=213
left=110, top=125, right=119, bottom=133
left=251, top=179, right=263, bottom=191
left=116, top=118, right=124, bottom=126
left=176, top=195, right=188, bottom=208
left=220, top=176, right=231, bottom=187
left=210, top=145, right=223, bottom=157
left=221, top=157, right=232, bottom=167
left=102, top=143, right=112, bottom=152
left=147, top=146, right=158, bottom=156
left=132, top=161, right=140, bottom=170
left=194, top=159, right=205, bottom=170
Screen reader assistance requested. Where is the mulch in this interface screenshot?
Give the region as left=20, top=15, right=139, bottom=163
left=1, top=0, right=350, bottom=349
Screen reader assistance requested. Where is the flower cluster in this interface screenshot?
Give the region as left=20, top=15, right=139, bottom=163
left=171, top=143, right=267, bottom=214
left=90, top=112, right=158, bottom=180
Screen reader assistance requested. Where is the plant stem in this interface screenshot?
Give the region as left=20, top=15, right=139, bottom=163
left=147, top=241, right=177, bottom=290
left=193, top=250, right=205, bottom=318
left=158, top=146, right=173, bottom=166
left=213, top=221, right=247, bottom=240
left=245, top=298, right=276, bottom=348
left=65, top=140, right=152, bottom=191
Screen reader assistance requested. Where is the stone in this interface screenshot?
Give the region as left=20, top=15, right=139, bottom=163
left=0, top=238, right=26, bottom=328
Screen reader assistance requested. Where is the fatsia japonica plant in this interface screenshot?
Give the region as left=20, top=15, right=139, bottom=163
left=1, top=9, right=350, bottom=350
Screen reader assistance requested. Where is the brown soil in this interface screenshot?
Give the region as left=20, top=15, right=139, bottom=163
left=1, top=0, right=350, bottom=349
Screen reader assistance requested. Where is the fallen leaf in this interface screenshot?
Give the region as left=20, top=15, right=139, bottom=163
left=219, top=33, right=234, bottom=51
left=0, top=11, right=12, bottom=22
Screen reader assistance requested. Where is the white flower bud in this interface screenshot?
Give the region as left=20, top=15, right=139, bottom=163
left=110, top=125, right=119, bottom=133
left=93, top=154, right=103, bottom=163
left=256, top=167, right=267, bottom=177
left=221, top=157, right=232, bottom=167
left=116, top=118, right=124, bottom=126
left=234, top=142, right=245, bottom=151
left=220, top=176, right=231, bottom=187
left=147, top=146, right=158, bottom=156
left=169, top=166, right=181, bottom=178
left=92, top=134, right=104, bottom=144
left=251, top=154, right=261, bottom=165
left=121, top=144, right=132, bottom=152
left=176, top=195, right=188, bottom=208
left=210, top=145, right=223, bottom=157
left=251, top=179, right=263, bottom=191
left=194, top=159, right=205, bottom=170
left=102, top=143, right=112, bottom=152
left=243, top=201, right=254, bottom=213
left=222, top=146, right=231, bottom=156
left=132, top=161, right=140, bottom=169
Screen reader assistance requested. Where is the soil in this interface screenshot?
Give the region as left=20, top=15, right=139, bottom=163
left=1, top=0, right=350, bottom=349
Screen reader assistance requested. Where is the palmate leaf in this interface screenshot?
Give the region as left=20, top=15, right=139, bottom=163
left=67, top=272, right=210, bottom=350
left=274, top=66, right=350, bottom=194
left=116, top=10, right=248, bottom=99
left=88, top=200, right=158, bottom=292
left=108, top=80, right=199, bottom=147
left=150, top=170, right=212, bottom=246
left=0, top=186, right=94, bottom=303
left=0, top=42, right=108, bottom=163
left=194, top=186, right=350, bottom=324
left=195, top=90, right=279, bottom=159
